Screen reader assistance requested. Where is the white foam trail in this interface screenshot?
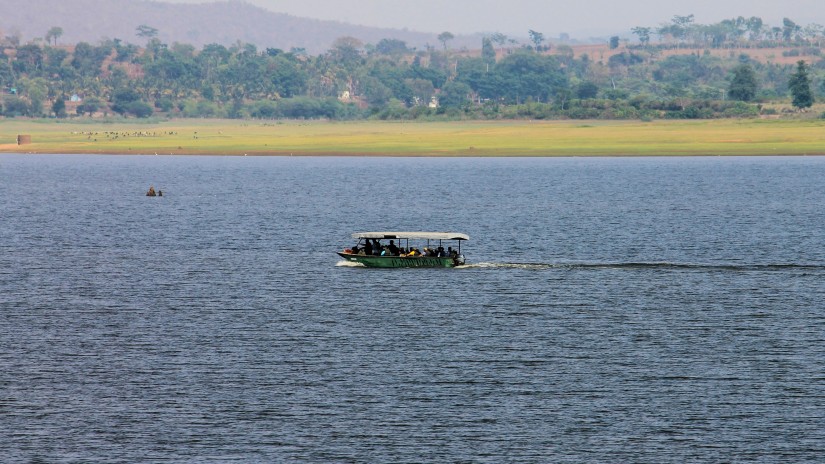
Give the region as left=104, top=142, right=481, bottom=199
left=336, top=260, right=365, bottom=267
left=457, top=262, right=553, bottom=270
left=456, top=262, right=825, bottom=271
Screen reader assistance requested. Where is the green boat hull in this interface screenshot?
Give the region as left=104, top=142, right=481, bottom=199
left=337, top=253, right=460, bottom=268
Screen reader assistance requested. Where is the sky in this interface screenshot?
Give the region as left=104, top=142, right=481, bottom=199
left=164, top=0, right=825, bottom=37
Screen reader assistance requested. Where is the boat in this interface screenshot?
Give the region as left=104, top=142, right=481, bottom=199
left=338, top=232, right=469, bottom=268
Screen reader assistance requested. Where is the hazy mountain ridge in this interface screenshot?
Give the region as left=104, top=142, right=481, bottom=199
left=0, top=0, right=482, bottom=53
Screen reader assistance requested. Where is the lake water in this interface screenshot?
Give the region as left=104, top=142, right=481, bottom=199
left=1, top=154, right=824, bottom=462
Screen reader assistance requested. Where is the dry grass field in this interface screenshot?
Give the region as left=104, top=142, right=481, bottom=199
left=2, top=118, right=825, bottom=157
left=566, top=44, right=823, bottom=66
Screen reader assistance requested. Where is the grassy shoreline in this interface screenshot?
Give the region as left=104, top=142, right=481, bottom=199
left=2, top=118, right=825, bottom=156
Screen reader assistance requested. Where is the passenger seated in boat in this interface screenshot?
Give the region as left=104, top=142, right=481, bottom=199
left=363, top=240, right=373, bottom=256
left=372, top=239, right=382, bottom=255
left=448, top=247, right=458, bottom=259
left=351, top=245, right=359, bottom=255
left=436, top=246, right=446, bottom=257
left=388, top=240, right=399, bottom=256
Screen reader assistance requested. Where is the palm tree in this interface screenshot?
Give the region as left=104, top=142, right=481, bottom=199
left=45, top=26, right=63, bottom=46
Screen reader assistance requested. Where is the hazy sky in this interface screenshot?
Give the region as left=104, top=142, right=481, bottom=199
left=165, top=0, right=825, bottom=37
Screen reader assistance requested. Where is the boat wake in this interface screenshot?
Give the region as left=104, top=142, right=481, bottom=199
left=457, top=262, right=825, bottom=272
left=336, top=260, right=366, bottom=267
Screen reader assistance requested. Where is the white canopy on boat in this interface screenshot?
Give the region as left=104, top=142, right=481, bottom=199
left=351, top=232, right=470, bottom=241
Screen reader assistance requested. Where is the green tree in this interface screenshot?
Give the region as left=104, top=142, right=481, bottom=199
left=609, top=36, right=620, bottom=49
left=490, top=32, right=507, bottom=52
left=782, top=18, right=800, bottom=42
left=362, top=75, right=393, bottom=106
left=375, top=39, right=409, bottom=56
left=18, top=77, right=49, bottom=116
left=439, top=80, right=472, bottom=108
left=631, top=26, right=651, bottom=45
left=71, top=42, right=111, bottom=77
left=14, top=44, right=44, bottom=74
left=746, top=16, right=764, bottom=41
left=3, top=97, right=30, bottom=117
left=490, top=51, right=567, bottom=104
left=0, top=60, right=14, bottom=87
left=331, top=36, right=363, bottom=67
left=670, top=14, right=695, bottom=44
left=270, top=56, right=307, bottom=98
left=665, top=84, right=689, bottom=110
left=405, top=78, right=435, bottom=106
left=528, top=30, right=545, bottom=51
left=136, top=25, right=159, bottom=41
left=728, top=64, right=758, bottom=101
left=123, top=101, right=154, bottom=118
left=45, top=26, right=64, bottom=46
left=76, top=97, right=104, bottom=116
left=111, top=88, right=141, bottom=115
left=576, top=81, right=599, bottom=99
left=481, top=37, right=496, bottom=65
left=554, top=87, right=573, bottom=110
left=44, top=47, right=69, bottom=75
left=788, top=60, right=814, bottom=110
left=52, top=96, right=66, bottom=117
left=113, top=38, right=140, bottom=62
left=437, top=31, right=454, bottom=50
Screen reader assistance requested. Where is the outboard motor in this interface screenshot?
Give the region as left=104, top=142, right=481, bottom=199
left=455, top=254, right=466, bottom=266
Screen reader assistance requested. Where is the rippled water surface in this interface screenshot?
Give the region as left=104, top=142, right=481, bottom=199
left=2, top=154, right=824, bottom=462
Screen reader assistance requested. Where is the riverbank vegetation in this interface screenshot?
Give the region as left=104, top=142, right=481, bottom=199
left=1, top=14, right=824, bottom=122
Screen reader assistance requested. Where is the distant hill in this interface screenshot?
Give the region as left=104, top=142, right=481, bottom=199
left=0, top=0, right=484, bottom=54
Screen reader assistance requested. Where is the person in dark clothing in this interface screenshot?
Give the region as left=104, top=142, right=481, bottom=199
left=363, top=240, right=373, bottom=256
left=388, top=240, right=399, bottom=256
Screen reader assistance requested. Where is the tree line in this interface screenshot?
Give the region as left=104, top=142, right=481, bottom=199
left=628, top=15, right=825, bottom=49
left=0, top=16, right=821, bottom=121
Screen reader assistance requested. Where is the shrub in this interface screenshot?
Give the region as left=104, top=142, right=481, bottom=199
left=249, top=100, right=279, bottom=119
left=182, top=100, right=222, bottom=118
left=123, top=101, right=154, bottom=118
left=604, top=89, right=630, bottom=100
left=3, top=97, right=29, bottom=116
left=156, top=98, right=174, bottom=112
left=721, top=102, right=760, bottom=118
